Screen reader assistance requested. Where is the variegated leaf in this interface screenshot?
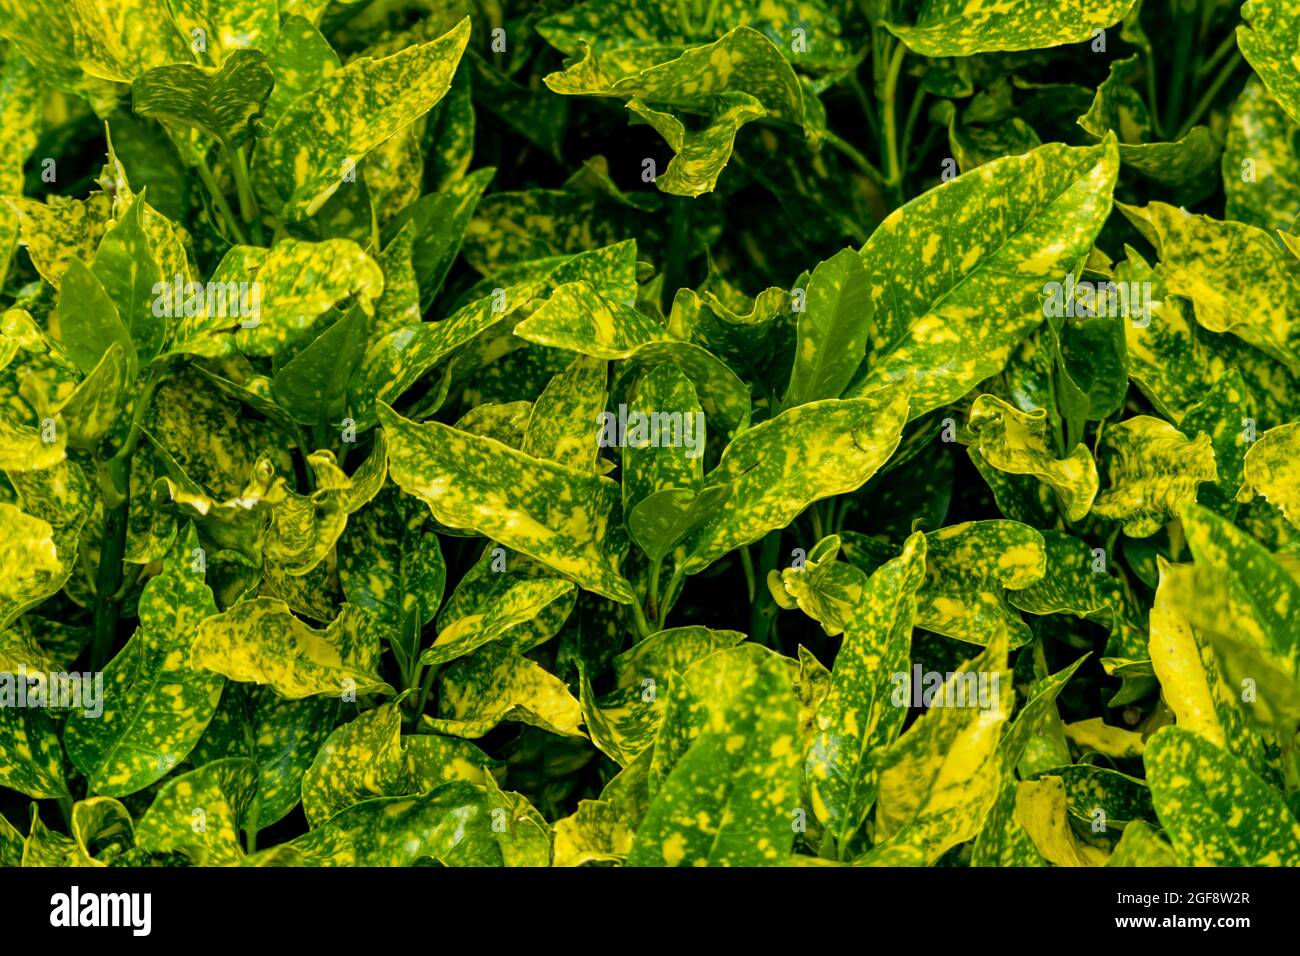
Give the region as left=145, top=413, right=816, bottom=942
left=191, top=599, right=390, bottom=698
left=630, top=643, right=801, bottom=866
left=915, top=520, right=1045, bottom=647
left=381, top=403, right=635, bottom=603
left=1146, top=726, right=1300, bottom=866
left=1237, top=421, right=1300, bottom=529
left=1091, top=416, right=1217, bottom=537
left=807, top=532, right=926, bottom=848
left=964, top=394, right=1099, bottom=521
left=681, top=387, right=911, bottom=573
left=64, top=527, right=224, bottom=796
left=884, top=1, right=1137, bottom=58
left=257, top=18, right=469, bottom=219
left=848, top=138, right=1119, bottom=418
left=1238, top=0, right=1300, bottom=127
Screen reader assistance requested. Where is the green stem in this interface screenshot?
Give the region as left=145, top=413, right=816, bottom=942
left=899, top=82, right=927, bottom=197
left=739, top=545, right=756, bottom=603
left=661, top=566, right=686, bottom=623
left=409, top=661, right=439, bottom=726
left=90, top=369, right=164, bottom=671
left=1162, top=11, right=1195, bottom=137
left=194, top=153, right=248, bottom=245
left=1143, top=46, right=1162, bottom=138
left=1175, top=53, right=1243, bottom=140
left=646, top=556, right=664, bottom=624
left=878, top=39, right=907, bottom=203
left=628, top=597, right=652, bottom=640
left=822, top=132, right=888, bottom=201
left=749, top=530, right=782, bottom=646
left=90, top=456, right=129, bottom=672
left=1195, top=29, right=1239, bottom=80
left=226, top=143, right=264, bottom=245
left=662, top=197, right=692, bottom=314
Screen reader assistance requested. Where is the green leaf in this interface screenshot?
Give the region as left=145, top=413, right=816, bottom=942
left=191, top=684, right=337, bottom=828
left=1118, top=201, right=1300, bottom=375
left=133, top=48, right=275, bottom=148
left=621, top=361, right=705, bottom=511
left=1224, top=77, right=1300, bottom=233
left=848, top=138, right=1119, bottom=419
left=1146, top=726, right=1300, bottom=866
left=338, top=483, right=445, bottom=656
left=1238, top=0, right=1300, bottom=126
left=288, top=782, right=503, bottom=866
left=2, top=193, right=112, bottom=289
left=67, top=0, right=192, bottom=83
left=426, top=642, right=584, bottom=739
left=222, top=238, right=384, bottom=358
left=0, top=704, right=67, bottom=798
left=348, top=278, right=540, bottom=429
left=64, top=528, right=224, bottom=796
left=90, top=192, right=168, bottom=366
left=301, top=702, right=496, bottom=826
left=1238, top=421, right=1300, bottom=529
left=964, top=394, right=1100, bottom=522
left=681, top=388, right=911, bottom=573
left=1009, top=529, right=1120, bottom=618
left=1091, top=416, right=1217, bottom=537
left=1078, top=54, right=1219, bottom=190
left=1116, top=246, right=1298, bottom=426
left=421, top=577, right=575, bottom=668
left=381, top=403, right=635, bottom=603
left=627, top=93, right=765, bottom=198
left=57, top=258, right=137, bottom=378
left=629, top=644, right=801, bottom=866
left=514, top=280, right=751, bottom=432
left=1165, top=504, right=1300, bottom=692
left=863, top=632, right=1011, bottom=865
left=807, top=532, right=926, bottom=846
left=884, top=0, right=1137, bottom=57
left=191, top=599, right=391, bottom=698
left=780, top=247, right=872, bottom=411
left=257, top=17, right=469, bottom=219
left=264, top=432, right=387, bottom=575
left=915, top=520, right=1045, bottom=647
left=264, top=13, right=340, bottom=127
left=270, top=305, right=368, bottom=426
left=1106, top=819, right=1179, bottom=866
left=521, top=354, right=608, bottom=470
left=1012, top=776, right=1108, bottom=866
left=135, top=758, right=258, bottom=865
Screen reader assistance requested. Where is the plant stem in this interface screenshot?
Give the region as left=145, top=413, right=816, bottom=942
left=739, top=545, right=756, bottom=602
left=90, top=368, right=164, bottom=671
left=646, top=556, right=664, bottom=624
left=1175, top=53, right=1243, bottom=140
left=90, top=455, right=129, bottom=672
left=1162, top=10, right=1195, bottom=137
left=821, top=131, right=888, bottom=215
left=1143, top=46, right=1162, bottom=138
left=628, top=596, right=652, bottom=640
left=662, top=197, right=692, bottom=314
left=899, top=82, right=927, bottom=197
left=749, top=530, right=782, bottom=646
left=878, top=39, right=907, bottom=204
left=1195, top=28, right=1239, bottom=80
left=194, top=153, right=248, bottom=245
left=409, top=661, right=439, bottom=726
left=226, top=143, right=264, bottom=245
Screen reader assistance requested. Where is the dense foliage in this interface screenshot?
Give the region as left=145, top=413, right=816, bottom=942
left=1, top=0, right=1299, bottom=867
